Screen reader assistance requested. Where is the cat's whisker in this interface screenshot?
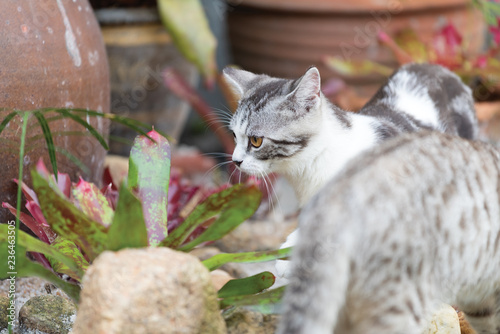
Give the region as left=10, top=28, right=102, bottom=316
left=258, top=170, right=275, bottom=213
left=262, top=170, right=283, bottom=216
left=200, top=160, right=233, bottom=183
left=228, top=165, right=239, bottom=185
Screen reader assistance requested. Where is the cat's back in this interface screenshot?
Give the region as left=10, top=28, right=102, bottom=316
left=280, top=132, right=500, bottom=334
left=359, top=63, right=478, bottom=140
left=304, top=131, right=499, bottom=234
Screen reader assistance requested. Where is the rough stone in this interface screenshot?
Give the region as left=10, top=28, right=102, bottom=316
left=0, top=295, right=8, bottom=330
left=225, top=307, right=280, bottom=334
left=458, top=311, right=477, bottom=334
left=18, top=295, right=76, bottom=334
left=72, top=248, right=227, bottom=334
left=422, top=304, right=460, bottom=334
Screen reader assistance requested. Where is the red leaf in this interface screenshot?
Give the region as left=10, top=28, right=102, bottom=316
left=26, top=201, right=57, bottom=243
left=56, top=172, right=72, bottom=198
left=13, top=179, right=39, bottom=205
left=2, top=202, right=51, bottom=243
left=102, top=166, right=117, bottom=191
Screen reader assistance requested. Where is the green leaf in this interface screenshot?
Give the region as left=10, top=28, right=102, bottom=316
left=0, top=241, right=81, bottom=302
left=0, top=225, right=85, bottom=279
left=218, top=271, right=275, bottom=299
left=33, top=111, right=58, bottom=179
left=128, top=130, right=171, bottom=247
left=167, top=184, right=262, bottom=252
left=0, top=110, right=19, bottom=135
left=39, top=108, right=172, bottom=143
left=219, top=286, right=286, bottom=310
left=323, top=56, right=393, bottom=77
left=48, top=236, right=89, bottom=281
left=72, top=178, right=114, bottom=227
left=158, top=0, right=217, bottom=86
left=31, top=170, right=108, bottom=261
left=203, top=247, right=292, bottom=271
left=107, top=183, right=148, bottom=251
left=53, top=109, right=109, bottom=150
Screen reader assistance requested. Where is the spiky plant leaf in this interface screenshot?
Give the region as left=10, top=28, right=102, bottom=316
left=128, top=130, right=171, bottom=246
left=171, top=184, right=262, bottom=252
left=107, top=183, right=148, bottom=251
left=33, top=111, right=58, bottom=179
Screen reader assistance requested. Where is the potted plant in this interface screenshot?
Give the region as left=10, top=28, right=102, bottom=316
left=0, top=1, right=110, bottom=223
left=226, top=0, right=485, bottom=98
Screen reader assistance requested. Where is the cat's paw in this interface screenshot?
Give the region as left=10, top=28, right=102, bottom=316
left=275, top=229, right=299, bottom=278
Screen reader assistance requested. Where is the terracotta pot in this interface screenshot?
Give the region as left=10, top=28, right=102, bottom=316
left=0, top=0, right=110, bottom=221
left=228, top=0, right=484, bottom=97
left=95, top=7, right=198, bottom=155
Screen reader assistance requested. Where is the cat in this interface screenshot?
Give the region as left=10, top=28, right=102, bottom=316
left=223, top=63, right=478, bottom=277
left=276, top=131, right=500, bottom=334
left=223, top=63, right=477, bottom=207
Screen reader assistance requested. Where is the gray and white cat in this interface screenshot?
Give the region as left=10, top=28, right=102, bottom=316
left=223, top=63, right=477, bottom=207
left=223, top=63, right=478, bottom=277
left=277, top=131, right=500, bottom=334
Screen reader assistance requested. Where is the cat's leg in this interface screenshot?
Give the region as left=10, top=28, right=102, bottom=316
left=455, top=292, right=498, bottom=333
left=338, top=283, right=435, bottom=334
left=277, top=243, right=350, bottom=334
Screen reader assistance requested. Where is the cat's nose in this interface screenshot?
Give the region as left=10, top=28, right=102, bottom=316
left=233, top=160, right=243, bottom=167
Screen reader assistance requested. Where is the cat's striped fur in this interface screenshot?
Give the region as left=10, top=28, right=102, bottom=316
left=278, top=131, right=500, bottom=334
left=224, top=63, right=478, bottom=207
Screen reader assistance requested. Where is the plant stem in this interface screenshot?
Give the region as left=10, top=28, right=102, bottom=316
left=10, top=112, right=29, bottom=334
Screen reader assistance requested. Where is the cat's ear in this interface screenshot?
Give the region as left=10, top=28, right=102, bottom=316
left=222, top=67, right=257, bottom=101
left=289, top=67, right=321, bottom=111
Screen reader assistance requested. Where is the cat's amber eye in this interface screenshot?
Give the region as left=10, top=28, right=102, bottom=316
left=249, top=136, right=263, bottom=148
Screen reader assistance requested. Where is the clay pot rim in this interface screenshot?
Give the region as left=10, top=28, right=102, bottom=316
left=228, top=0, right=469, bottom=13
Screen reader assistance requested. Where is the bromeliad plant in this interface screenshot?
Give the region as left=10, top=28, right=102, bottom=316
left=0, top=128, right=290, bottom=310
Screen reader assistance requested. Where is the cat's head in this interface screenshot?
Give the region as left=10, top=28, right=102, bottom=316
left=223, top=66, right=322, bottom=176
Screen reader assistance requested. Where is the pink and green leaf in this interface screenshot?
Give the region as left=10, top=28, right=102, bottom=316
left=31, top=169, right=108, bottom=261
left=72, top=177, right=114, bottom=227
left=217, top=271, right=275, bottom=299
left=128, top=129, right=171, bottom=247
left=163, top=183, right=262, bottom=251
left=47, top=236, right=89, bottom=281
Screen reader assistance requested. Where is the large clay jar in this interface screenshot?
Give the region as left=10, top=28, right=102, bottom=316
left=227, top=0, right=485, bottom=98
left=0, top=0, right=110, bottom=221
